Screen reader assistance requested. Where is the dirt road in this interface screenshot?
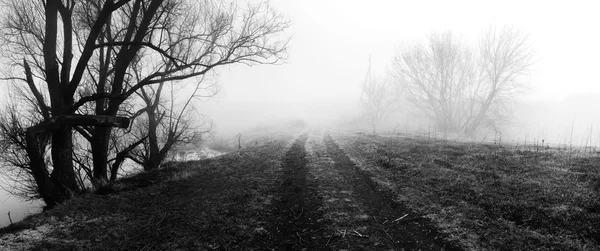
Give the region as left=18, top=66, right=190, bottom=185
left=4, top=129, right=598, bottom=250
left=0, top=130, right=461, bottom=250
left=263, top=130, right=460, bottom=250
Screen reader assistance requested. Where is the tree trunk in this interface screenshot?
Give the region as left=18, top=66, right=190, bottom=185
left=24, top=115, right=128, bottom=206
left=371, top=119, right=377, bottom=135
left=146, top=155, right=162, bottom=171
left=92, top=126, right=112, bottom=187
left=109, top=153, right=124, bottom=182
left=146, top=109, right=161, bottom=170
left=110, top=136, right=147, bottom=181
left=25, top=129, right=68, bottom=209
left=49, top=126, right=79, bottom=196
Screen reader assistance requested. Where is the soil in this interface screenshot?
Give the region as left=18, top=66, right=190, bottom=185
left=255, top=131, right=460, bottom=250
left=0, top=131, right=463, bottom=250
left=263, top=133, right=331, bottom=250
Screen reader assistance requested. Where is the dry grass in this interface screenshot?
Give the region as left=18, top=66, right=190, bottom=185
left=2, top=129, right=597, bottom=250
left=0, top=134, right=296, bottom=251
left=333, top=132, right=600, bottom=251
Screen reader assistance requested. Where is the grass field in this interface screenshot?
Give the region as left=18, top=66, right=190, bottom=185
left=0, top=134, right=296, bottom=250
left=334, top=132, right=600, bottom=250
left=1, top=129, right=598, bottom=250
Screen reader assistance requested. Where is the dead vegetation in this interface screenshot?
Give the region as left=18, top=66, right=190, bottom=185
left=0, top=134, right=295, bottom=250
left=333, top=132, right=600, bottom=250
left=2, top=130, right=597, bottom=250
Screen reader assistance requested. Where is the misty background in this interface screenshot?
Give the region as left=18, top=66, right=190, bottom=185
left=2, top=0, right=600, bottom=227
left=203, top=0, right=600, bottom=146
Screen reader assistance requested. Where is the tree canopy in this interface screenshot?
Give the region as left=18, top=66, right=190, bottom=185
left=0, top=0, right=289, bottom=207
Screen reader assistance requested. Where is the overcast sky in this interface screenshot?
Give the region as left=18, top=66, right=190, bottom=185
left=0, top=0, right=599, bottom=139
left=202, top=0, right=600, bottom=135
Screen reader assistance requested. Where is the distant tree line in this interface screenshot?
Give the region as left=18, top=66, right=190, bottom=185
left=0, top=0, right=289, bottom=208
left=361, top=27, right=533, bottom=135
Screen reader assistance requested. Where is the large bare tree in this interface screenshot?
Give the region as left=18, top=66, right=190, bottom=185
left=0, top=0, right=289, bottom=207
left=393, top=27, right=533, bottom=135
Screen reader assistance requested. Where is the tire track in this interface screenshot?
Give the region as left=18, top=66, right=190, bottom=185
left=266, top=133, right=330, bottom=250
left=323, top=134, right=461, bottom=250
left=305, top=130, right=386, bottom=250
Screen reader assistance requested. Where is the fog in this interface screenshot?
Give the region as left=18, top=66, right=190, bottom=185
left=198, top=0, right=600, bottom=147
left=1, top=0, right=600, bottom=227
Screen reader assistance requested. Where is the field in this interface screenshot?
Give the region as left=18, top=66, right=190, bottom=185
left=0, top=129, right=599, bottom=250
left=334, top=132, right=600, bottom=250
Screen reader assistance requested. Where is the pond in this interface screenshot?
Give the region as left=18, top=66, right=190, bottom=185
left=0, top=185, right=43, bottom=228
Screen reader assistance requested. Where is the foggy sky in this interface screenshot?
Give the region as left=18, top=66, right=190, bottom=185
left=202, top=0, right=600, bottom=144
left=3, top=0, right=600, bottom=230
left=1, top=0, right=599, bottom=144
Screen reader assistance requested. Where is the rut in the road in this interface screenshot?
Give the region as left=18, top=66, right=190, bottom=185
left=323, top=134, right=461, bottom=251
left=267, top=134, right=330, bottom=250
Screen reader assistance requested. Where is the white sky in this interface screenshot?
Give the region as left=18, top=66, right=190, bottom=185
left=1, top=0, right=599, bottom=137
left=202, top=0, right=600, bottom=135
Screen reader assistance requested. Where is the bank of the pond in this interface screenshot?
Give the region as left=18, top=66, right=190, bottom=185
left=0, top=189, right=43, bottom=228
left=0, top=147, right=223, bottom=228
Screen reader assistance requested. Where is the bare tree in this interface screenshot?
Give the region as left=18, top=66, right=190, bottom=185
left=393, top=28, right=532, bottom=135
left=0, top=0, right=289, bottom=207
left=0, top=99, right=43, bottom=201
left=360, top=59, right=401, bottom=134
left=464, top=26, right=534, bottom=133
left=130, top=75, right=216, bottom=171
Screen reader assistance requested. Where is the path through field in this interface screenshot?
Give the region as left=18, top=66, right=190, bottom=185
left=0, top=130, right=462, bottom=250
left=263, top=130, right=459, bottom=250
